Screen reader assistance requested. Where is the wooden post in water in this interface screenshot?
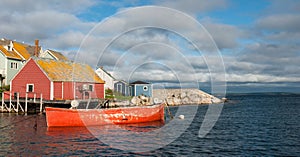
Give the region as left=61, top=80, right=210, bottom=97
left=16, top=93, right=19, bottom=113
left=1, top=92, right=3, bottom=112
left=40, top=93, right=43, bottom=113
left=25, top=93, right=28, bottom=113
left=16, top=93, right=24, bottom=113
left=9, top=92, right=11, bottom=112
left=34, top=93, right=36, bottom=103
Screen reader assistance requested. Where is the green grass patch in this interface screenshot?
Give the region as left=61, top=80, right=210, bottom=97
left=105, top=89, right=132, bottom=101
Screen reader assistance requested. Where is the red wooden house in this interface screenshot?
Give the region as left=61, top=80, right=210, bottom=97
left=10, top=58, right=105, bottom=100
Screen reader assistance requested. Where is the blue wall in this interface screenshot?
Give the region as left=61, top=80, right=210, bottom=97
left=114, top=81, right=130, bottom=96
left=132, top=84, right=152, bottom=97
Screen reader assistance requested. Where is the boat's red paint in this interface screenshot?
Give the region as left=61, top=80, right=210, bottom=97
left=45, top=103, right=165, bottom=127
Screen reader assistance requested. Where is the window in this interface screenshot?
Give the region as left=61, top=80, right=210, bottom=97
left=10, top=62, right=18, bottom=69
left=143, top=86, right=148, bottom=91
left=89, top=84, right=94, bottom=91
left=26, top=84, right=34, bottom=92
left=117, top=83, right=122, bottom=92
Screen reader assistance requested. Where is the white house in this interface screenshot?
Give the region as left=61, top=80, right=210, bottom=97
left=39, top=49, right=69, bottom=61
left=95, top=67, right=115, bottom=90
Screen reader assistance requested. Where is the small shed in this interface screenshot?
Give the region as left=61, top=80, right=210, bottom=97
left=11, top=58, right=105, bottom=100
left=130, top=81, right=152, bottom=97
left=114, top=80, right=130, bottom=96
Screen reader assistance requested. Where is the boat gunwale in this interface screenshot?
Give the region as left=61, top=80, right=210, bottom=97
left=45, top=103, right=165, bottom=112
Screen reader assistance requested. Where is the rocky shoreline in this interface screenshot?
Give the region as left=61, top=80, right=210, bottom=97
left=152, top=88, right=223, bottom=106
left=128, top=88, right=224, bottom=106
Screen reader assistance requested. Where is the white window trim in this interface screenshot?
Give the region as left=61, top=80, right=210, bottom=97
left=50, top=82, right=54, bottom=100
left=143, top=85, right=148, bottom=91
left=10, top=62, right=18, bottom=69
left=89, top=84, right=94, bottom=92
left=26, top=84, right=34, bottom=92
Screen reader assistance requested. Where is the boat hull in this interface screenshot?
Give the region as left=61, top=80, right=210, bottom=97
left=45, top=104, right=165, bottom=127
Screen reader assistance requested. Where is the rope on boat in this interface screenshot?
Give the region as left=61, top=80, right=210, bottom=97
left=85, top=97, right=91, bottom=109
left=165, top=99, right=174, bottom=119
left=94, top=99, right=109, bottom=109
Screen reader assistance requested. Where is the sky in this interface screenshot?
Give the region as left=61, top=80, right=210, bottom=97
left=1, top=0, right=299, bottom=93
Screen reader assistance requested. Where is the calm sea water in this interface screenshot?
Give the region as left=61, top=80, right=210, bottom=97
left=0, top=93, right=299, bottom=156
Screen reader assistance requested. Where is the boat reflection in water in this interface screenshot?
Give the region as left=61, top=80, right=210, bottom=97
left=45, top=120, right=165, bottom=154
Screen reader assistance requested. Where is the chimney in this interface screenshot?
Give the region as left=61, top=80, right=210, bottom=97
left=35, top=39, right=39, bottom=57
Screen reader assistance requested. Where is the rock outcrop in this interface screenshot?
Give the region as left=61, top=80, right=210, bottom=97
left=152, top=88, right=222, bottom=105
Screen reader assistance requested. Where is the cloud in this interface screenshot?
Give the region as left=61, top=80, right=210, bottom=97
left=201, top=19, right=244, bottom=49
left=1, top=0, right=299, bottom=91
left=157, top=0, right=228, bottom=15
left=75, top=6, right=224, bottom=64
left=45, top=31, right=86, bottom=50
left=264, top=0, right=300, bottom=14
left=0, top=0, right=95, bottom=47
left=0, top=0, right=95, bottom=14
left=256, top=14, right=300, bottom=32
left=222, top=42, right=300, bottom=83
left=216, top=0, right=300, bottom=86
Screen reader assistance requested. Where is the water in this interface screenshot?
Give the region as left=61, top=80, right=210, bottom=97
left=0, top=93, right=299, bottom=156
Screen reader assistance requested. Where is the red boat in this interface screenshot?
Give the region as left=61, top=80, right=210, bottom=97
left=45, top=103, right=165, bottom=127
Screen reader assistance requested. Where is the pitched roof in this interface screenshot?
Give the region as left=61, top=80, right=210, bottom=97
left=0, top=45, right=22, bottom=60
left=0, top=38, right=10, bottom=45
left=47, top=49, right=69, bottom=61
left=130, top=81, right=150, bottom=84
left=115, top=80, right=129, bottom=85
left=34, top=58, right=104, bottom=83
left=13, top=42, right=38, bottom=60
left=0, top=39, right=41, bottom=60
left=96, top=67, right=115, bottom=80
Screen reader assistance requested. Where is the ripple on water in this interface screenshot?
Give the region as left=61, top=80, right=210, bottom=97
left=0, top=94, right=299, bottom=156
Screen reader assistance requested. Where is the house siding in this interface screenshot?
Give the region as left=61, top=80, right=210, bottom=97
left=114, top=81, right=130, bottom=96
left=53, top=82, right=63, bottom=100
left=63, top=82, right=75, bottom=100
left=73, top=82, right=104, bottom=99
left=132, top=84, right=152, bottom=97
left=0, top=53, right=6, bottom=84
left=95, top=68, right=114, bottom=90
left=95, top=83, right=105, bottom=98
left=6, top=59, right=22, bottom=85
left=0, top=53, right=25, bottom=85
left=0, top=53, right=5, bottom=72
left=11, top=59, right=51, bottom=99
left=10, top=58, right=105, bottom=101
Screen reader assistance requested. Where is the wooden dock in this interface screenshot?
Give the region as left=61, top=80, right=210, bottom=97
left=0, top=92, right=104, bottom=113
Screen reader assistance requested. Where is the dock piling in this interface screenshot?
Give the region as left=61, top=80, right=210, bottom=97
left=1, top=92, right=3, bottom=111
left=34, top=93, right=36, bottom=103
left=1, top=92, right=9, bottom=112
left=9, top=92, right=11, bottom=112
left=40, top=93, right=43, bottom=113
left=16, top=93, right=19, bottom=112
left=16, top=93, right=24, bottom=112
left=25, top=93, right=28, bottom=113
